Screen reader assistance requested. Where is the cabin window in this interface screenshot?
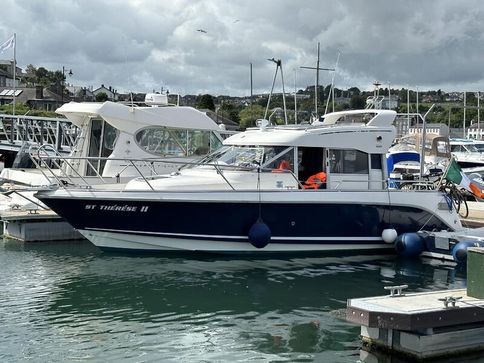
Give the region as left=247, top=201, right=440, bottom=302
left=370, top=154, right=382, bottom=170
left=436, top=140, right=450, bottom=154
left=262, top=146, right=294, bottom=172
left=135, top=127, right=218, bottom=157
left=210, top=133, right=223, bottom=152
left=87, top=119, right=119, bottom=176
left=194, top=145, right=294, bottom=171
left=329, top=149, right=369, bottom=174
left=188, top=130, right=210, bottom=155
left=450, top=144, right=462, bottom=153
left=103, top=123, right=119, bottom=151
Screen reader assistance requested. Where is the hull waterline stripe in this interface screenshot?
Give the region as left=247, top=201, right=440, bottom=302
left=85, top=227, right=384, bottom=242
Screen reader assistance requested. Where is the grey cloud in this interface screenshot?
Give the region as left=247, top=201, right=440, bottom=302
left=2, top=0, right=484, bottom=95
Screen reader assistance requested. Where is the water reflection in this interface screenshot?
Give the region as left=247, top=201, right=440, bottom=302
left=0, top=239, right=468, bottom=362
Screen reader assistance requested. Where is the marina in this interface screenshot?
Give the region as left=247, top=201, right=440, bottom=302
left=3, top=1, right=484, bottom=361
left=347, top=247, right=484, bottom=361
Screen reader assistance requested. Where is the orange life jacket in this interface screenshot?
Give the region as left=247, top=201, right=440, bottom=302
left=272, top=160, right=291, bottom=173
left=304, top=172, right=327, bottom=189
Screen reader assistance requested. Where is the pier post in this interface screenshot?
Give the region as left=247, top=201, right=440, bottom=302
left=467, top=247, right=484, bottom=299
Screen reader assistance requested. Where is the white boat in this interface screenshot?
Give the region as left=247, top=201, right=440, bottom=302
left=450, top=138, right=484, bottom=169
left=0, top=94, right=232, bottom=209
left=36, top=109, right=462, bottom=254
left=387, top=133, right=451, bottom=187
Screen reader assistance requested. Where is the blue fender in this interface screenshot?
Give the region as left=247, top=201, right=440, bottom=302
left=394, top=233, right=425, bottom=258
left=452, top=241, right=484, bottom=264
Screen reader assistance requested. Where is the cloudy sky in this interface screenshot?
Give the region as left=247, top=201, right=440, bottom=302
left=2, top=0, right=484, bottom=96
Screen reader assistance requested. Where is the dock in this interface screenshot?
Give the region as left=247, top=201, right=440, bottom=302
left=347, top=247, right=484, bottom=361
left=0, top=209, right=83, bottom=241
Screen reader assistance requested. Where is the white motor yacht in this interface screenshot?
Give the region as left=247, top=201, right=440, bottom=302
left=36, top=109, right=461, bottom=254
left=0, top=93, right=233, bottom=209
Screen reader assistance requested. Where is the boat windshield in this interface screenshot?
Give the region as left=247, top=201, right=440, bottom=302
left=464, top=144, right=479, bottom=152
left=475, top=143, right=484, bottom=152
left=193, top=145, right=294, bottom=171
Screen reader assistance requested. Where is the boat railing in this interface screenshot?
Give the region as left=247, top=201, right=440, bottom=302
left=387, top=176, right=443, bottom=191
left=31, top=147, right=442, bottom=193
left=0, top=113, right=79, bottom=152
left=31, top=147, right=306, bottom=191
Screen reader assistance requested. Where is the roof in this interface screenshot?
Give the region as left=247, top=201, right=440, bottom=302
left=57, top=101, right=222, bottom=133
left=0, top=86, right=62, bottom=102
left=225, top=109, right=396, bottom=154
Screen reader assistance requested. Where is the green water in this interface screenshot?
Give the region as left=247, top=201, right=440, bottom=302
left=0, top=239, right=477, bottom=362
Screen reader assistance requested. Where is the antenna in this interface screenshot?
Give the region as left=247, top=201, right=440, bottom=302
left=264, top=58, right=288, bottom=125
left=250, top=63, right=253, bottom=100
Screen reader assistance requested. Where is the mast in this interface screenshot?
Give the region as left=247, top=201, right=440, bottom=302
left=478, top=91, right=481, bottom=139
left=300, top=42, right=334, bottom=119
left=463, top=91, right=466, bottom=138
left=294, top=68, right=297, bottom=123
left=250, top=62, right=253, bottom=100
left=388, top=82, right=391, bottom=110
left=13, top=33, right=16, bottom=116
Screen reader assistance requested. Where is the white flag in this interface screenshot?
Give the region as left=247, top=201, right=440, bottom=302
left=0, top=35, right=15, bottom=54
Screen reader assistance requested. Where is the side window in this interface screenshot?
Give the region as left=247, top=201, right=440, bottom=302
left=135, top=127, right=186, bottom=156
left=329, top=149, right=369, bottom=174
left=451, top=145, right=461, bottom=152
left=187, top=130, right=210, bottom=156
left=263, top=147, right=294, bottom=172
left=370, top=154, right=382, bottom=170
left=210, top=132, right=223, bottom=152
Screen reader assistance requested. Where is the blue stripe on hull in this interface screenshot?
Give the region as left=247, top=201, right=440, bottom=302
left=39, top=198, right=451, bottom=243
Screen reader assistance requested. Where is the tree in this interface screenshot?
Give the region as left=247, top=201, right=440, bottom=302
left=96, top=92, right=108, bottom=102
left=239, top=104, right=265, bottom=130
left=218, top=102, right=240, bottom=123
left=350, top=95, right=366, bottom=109
left=347, top=87, right=360, bottom=96
left=23, top=64, right=38, bottom=86
left=196, top=94, right=215, bottom=111
left=35, top=67, right=51, bottom=86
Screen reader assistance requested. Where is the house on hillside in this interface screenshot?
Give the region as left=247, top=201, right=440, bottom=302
left=93, top=84, right=118, bottom=101
left=0, top=60, right=20, bottom=88
left=0, top=86, right=63, bottom=111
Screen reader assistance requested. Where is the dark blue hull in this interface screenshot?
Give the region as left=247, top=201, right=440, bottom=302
left=37, top=195, right=452, bottom=249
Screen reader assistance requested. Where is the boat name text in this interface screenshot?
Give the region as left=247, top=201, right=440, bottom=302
left=85, top=204, right=149, bottom=212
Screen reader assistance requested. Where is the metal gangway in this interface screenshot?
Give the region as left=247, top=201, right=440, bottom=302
left=0, top=113, right=79, bottom=154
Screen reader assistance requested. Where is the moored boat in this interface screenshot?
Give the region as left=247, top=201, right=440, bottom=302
left=36, top=109, right=462, bottom=253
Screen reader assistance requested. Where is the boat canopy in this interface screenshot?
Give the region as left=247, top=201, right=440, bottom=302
left=57, top=101, right=222, bottom=133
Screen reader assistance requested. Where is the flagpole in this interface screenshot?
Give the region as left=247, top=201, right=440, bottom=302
left=436, top=156, right=454, bottom=190
left=12, top=33, right=16, bottom=116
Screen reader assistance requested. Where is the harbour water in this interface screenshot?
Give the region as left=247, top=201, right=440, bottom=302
left=0, top=239, right=480, bottom=363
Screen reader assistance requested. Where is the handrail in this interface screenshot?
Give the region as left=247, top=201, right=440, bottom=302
left=0, top=114, right=78, bottom=151
left=30, top=149, right=307, bottom=191
left=30, top=147, right=438, bottom=193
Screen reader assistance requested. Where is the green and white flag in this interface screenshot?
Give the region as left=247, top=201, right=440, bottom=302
left=445, top=158, right=484, bottom=198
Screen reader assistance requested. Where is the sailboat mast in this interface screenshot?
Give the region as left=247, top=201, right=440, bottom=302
left=315, top=42, right=320, bottom=116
